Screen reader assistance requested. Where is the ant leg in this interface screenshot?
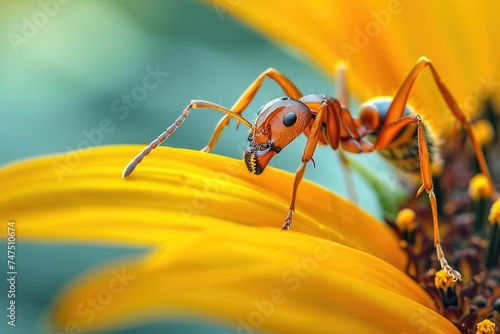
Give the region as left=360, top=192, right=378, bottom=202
left=123, top=100, right=253, bottom=177
left=385, top=57, right=497, bottom=200
left=425, top=60, right=498, bottom=200
left=202, top=68, right=303, bottom=152
left=415, top=118, right=462, bottom=281
left=282, top=161, right=307, bottom=230
left=374, top=114, right=462, bottom=281
left=334, top=62, right=363, bottom=141
left=335, top=62, right=358, bottom=203
left=339, top=150, right=358, bottom=204
left=336, top=61, right=349, bottom=108
left=282, top=98, right=341, bottom=230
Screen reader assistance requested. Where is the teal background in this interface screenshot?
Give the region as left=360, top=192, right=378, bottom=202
left=0, top=1, right=389, bottom=333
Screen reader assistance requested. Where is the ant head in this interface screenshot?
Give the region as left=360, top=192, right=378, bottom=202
left=244, top=97, right=312, bottom=175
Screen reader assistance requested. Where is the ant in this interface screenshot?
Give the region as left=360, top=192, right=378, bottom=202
left=123, top=57, right=498, bottom=282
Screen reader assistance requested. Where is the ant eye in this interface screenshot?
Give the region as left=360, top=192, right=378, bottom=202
left=283, top=112, right=297, bottom=127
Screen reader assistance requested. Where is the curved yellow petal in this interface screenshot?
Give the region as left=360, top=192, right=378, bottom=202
left=51, top=231, right=458, bottom=333
left=0, top=146, right=459, bottom=332
left=0, top=145, right=404, bottom=268
left=220, top=0, right=500, bottom=134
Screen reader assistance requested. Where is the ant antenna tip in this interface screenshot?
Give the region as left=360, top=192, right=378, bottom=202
left=122, top=164, right=135, bottom=178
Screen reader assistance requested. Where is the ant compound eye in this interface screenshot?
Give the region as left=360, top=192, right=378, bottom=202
left=282, top=112, right=297, bottom=127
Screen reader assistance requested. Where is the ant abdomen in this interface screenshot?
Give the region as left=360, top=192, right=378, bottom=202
left=360, top=97, right=441, bottom=176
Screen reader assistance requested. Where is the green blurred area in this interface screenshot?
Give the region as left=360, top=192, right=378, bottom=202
left=0, top=1, right=396, bottom=333
left=0, top=0, right=392, bottom=212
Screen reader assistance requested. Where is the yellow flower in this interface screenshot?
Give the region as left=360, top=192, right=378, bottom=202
left=3, top=2, right=497, bottom=333
left=221, top=0, right=500, bottom=135
left=0, top=146, right=459, bottom=333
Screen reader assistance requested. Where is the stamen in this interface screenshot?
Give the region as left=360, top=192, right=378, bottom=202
left=472, top=119, right=495, bottom=147
left=434, top=269, right=458, bottom=308
left=469, top=174, right=494, bottom=201
left=469, top=174, right=494, bottom=232
left=396, top=208, right=417, bottom=230
left=395, top=208, right=417, bottom=245
left=486, top=200, right=500, bottom=269
left=475, top=319, right=496, bottom=334
left=488, top=200, right=500, bottom=224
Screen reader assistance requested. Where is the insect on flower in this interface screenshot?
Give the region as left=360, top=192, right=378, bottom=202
left=123, top=57, right=499, bottom=282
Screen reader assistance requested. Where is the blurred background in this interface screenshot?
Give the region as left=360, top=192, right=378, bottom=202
left=0, top=1, right=388, bottom=333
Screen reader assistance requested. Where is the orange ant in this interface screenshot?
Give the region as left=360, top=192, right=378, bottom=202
left=123, top=57, right=498, bottom=281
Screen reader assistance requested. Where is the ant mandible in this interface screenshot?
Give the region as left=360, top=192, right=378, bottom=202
left=123, top=57, right=499, bottom=282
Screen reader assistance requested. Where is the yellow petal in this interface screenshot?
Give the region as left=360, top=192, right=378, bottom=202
left=220, top=0, right=500, bottom=134
left=0, top=146, right=458, bottom=332
left=0, top=145, right=404, bottom=267
left=51, top=231, right=457, bottom=333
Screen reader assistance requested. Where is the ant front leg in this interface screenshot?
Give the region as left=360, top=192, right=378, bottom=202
left=282, top=98, right=342, bottom=230
left=282, top=161, right=307, bottom=231
left=202, top=68, right=303, bottom=152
